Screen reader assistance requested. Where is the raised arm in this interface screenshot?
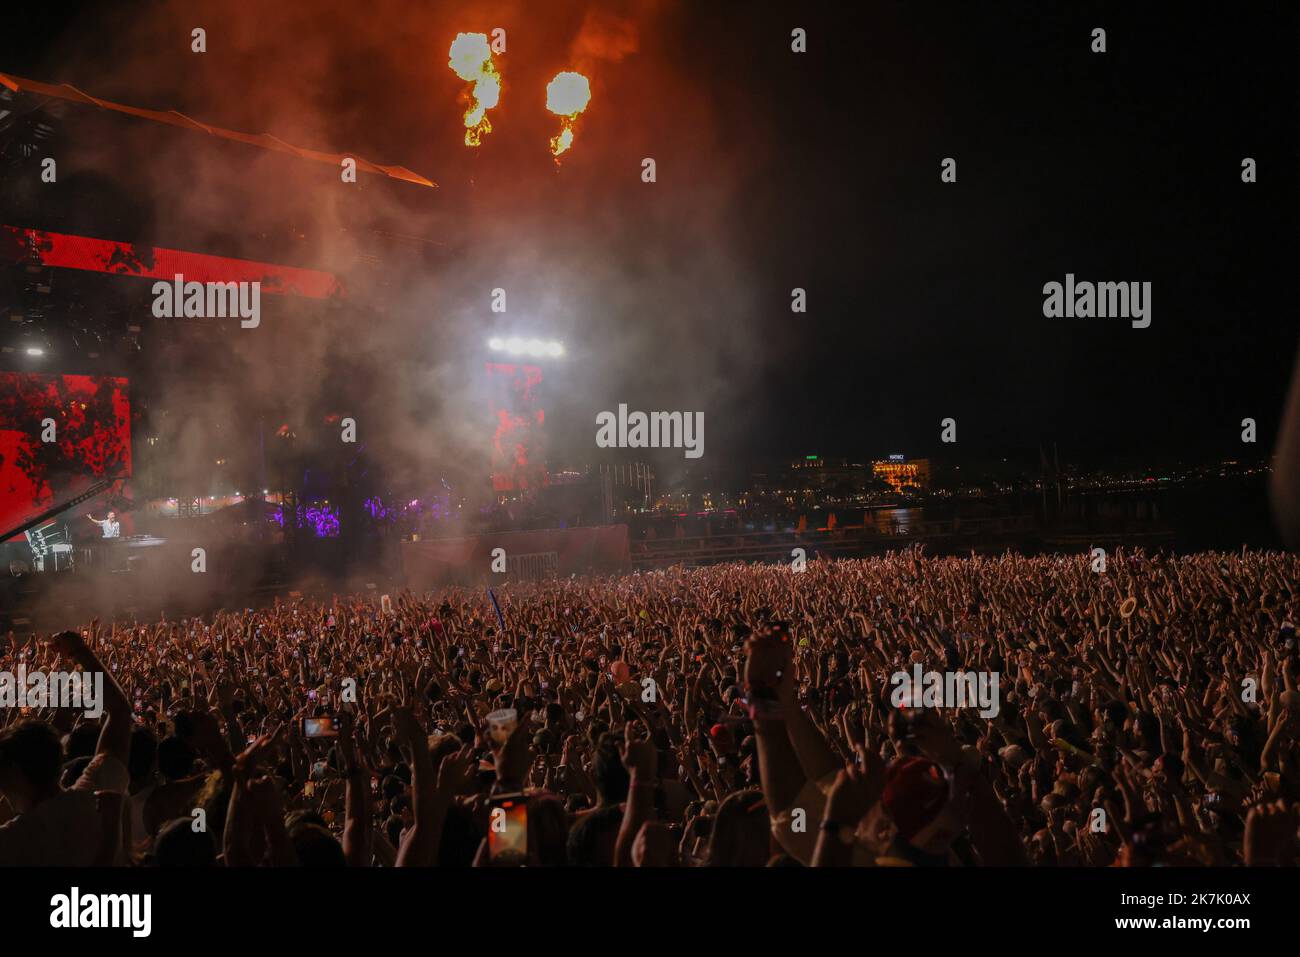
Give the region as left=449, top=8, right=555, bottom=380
left=746, top=630, right=808, bottom=816
left=47, top=628, right=131, bottom=768
left=614, top=724, right=657, bottom=867
left=337, top=714, right=372, bottom=867
left=392, top=707, right=437, bottom=866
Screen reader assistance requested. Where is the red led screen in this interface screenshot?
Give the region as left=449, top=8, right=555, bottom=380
left=485, top=362, right=547, bottom=493
left=0, top=373, right=132, bottom=539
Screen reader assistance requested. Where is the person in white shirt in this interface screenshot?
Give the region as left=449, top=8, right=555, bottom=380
left=86, top=510, right=121, bottom=539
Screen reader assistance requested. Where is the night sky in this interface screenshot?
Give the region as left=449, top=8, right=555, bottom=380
left=2, top=1, right=1296, bottom=479
left=712, top=2, right=1297, bottom=465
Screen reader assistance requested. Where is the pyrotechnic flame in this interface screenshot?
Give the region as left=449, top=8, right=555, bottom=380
left=448, top=33, right=502, bottom=147
left=545, top=71, right=591, bottom=157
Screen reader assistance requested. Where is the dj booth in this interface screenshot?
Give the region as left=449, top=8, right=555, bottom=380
left=20, top=520, right=168, bottom=574
left=76, top=534, right=167, bottom=571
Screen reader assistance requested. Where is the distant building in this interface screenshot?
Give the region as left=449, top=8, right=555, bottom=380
left=783, top=456, right=869, bottom=487
left=872, top=456, right=931, bottom=492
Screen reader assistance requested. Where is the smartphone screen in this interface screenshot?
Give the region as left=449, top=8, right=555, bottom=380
left=488, top=793, right=528, bottom=865
left=302, top=716, right=339, bottom=738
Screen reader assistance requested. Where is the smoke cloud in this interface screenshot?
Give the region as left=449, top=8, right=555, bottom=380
left=14, top=0, right=773, bottom=525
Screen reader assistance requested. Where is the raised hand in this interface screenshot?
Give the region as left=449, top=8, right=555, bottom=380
left=436, top=744, right=477, bottom=797
left=619, top=722, right=658, bottom=779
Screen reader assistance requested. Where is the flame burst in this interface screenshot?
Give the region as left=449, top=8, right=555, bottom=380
left=448, top=33, right=502, bottom=147
left=545, top=71, right=591, bottom=157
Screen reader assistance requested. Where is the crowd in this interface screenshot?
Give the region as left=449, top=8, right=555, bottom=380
left=2, top=546, right=1298, bottom=867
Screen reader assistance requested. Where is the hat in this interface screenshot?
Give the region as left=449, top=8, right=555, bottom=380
left=882, top=757, right=948, bottom=840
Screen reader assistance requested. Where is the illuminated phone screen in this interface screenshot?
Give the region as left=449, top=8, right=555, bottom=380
left=303, top=717, right=338, bottom=738
left=488, top=796, right=528, bottom=864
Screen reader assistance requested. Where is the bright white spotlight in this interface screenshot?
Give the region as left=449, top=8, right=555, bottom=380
left=490, top=336, right=564, bottom=357
left=25, top=347, right=44, bottom=356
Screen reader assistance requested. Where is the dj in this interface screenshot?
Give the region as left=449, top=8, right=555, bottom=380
left=86, top=511, right=121, bottom=539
